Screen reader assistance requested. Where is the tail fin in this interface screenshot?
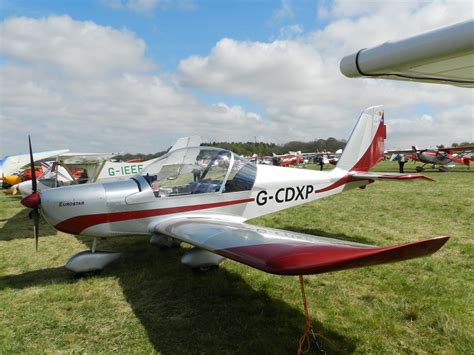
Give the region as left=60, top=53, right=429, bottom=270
left=336, top=106, right=386, bottom=172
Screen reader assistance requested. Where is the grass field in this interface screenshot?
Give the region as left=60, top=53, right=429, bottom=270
left=0, top=161, right=472, bottom=353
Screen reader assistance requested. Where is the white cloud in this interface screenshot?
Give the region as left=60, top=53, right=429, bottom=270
left=0, top=16, right=262, bottom=155
left=270, top=0, right=294, bottom=24
left=1, top=2, right=473, bottom=157
left=387, top=105, right=474, bottom=149
left=102, top=0, right=196, bottom=13
left=178, top=0, right=474, bottom=148
left=0, top=16, right=154, bottom=78
left=278, top=24, right=303, bottom=39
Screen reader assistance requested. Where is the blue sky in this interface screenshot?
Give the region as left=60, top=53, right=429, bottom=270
left=0, top=1, right=472, bottom=155
left=1, top=0, right=321, bottom=71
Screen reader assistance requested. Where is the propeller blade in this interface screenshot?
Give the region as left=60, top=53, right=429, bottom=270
left=28, top=135, right=37, bottom=193
left=27, top=135, right=40, bottom=250
left=33, top=207, right=40, bottom=251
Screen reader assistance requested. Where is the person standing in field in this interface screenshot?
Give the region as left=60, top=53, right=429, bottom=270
left=398, top=154, right=406, bottom=173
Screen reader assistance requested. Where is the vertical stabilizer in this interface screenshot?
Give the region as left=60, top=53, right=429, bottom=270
left=336, top=106, right=386, bottom=172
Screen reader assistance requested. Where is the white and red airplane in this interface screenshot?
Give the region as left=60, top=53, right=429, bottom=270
left=271, top=151, right=305, bottom=166
left=20, top=106, right=447, bottom=276
left=388, top=145, right=473, bottom=172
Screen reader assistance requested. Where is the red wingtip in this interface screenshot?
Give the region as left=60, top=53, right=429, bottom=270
left=222, top=236, right=450, bottom=276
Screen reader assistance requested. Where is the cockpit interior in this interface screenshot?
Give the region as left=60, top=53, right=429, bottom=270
left=142, top=147, right=257, bottom=198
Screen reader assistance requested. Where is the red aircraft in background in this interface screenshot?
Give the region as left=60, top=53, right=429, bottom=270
left=2, top=166, right=43, bottom=188
left=271, top=151, right=305, bottom=166
left=388, top=145, right=474, bottom=172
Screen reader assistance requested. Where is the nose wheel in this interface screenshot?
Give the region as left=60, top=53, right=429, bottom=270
left=65, top=238, right=121, bottom=274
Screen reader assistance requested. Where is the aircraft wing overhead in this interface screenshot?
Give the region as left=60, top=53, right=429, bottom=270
left=152, top=217, right=448, bottom=275
left=59, top=152, right=117, bottom=164
left=340, top=20, right=474, bottom=87
left=1, top=149, right=70, bottom=176
left=438, top=145, right=474, bottom=153
left=386, top=149, right=416, bottom=154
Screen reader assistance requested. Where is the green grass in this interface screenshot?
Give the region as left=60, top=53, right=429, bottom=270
left=0, top=161, right=472, bottom=353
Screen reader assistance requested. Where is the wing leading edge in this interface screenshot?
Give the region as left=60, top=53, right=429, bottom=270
left=152, top=217, right=448, bottom=275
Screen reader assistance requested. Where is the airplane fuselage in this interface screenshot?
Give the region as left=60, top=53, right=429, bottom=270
left=415, top=151, right=469, bottom=166
left=39, top=165, right=367, bottom=238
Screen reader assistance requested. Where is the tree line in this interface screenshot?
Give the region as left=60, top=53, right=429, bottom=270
left=114, top=137, right=347, bottom=161
left=114, top=140, right=473, bottom=161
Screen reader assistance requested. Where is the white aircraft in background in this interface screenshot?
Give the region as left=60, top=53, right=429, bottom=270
left=13, top=136, right=201, bottom=196
left=1, top=149, right=69, bottom=186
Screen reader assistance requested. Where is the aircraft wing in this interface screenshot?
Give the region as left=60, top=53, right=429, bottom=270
left=1, top=149, right=70, bottom=176
left=340, top=20, right=474, bottom=87
left=59, top=152, right=117, bottom=164
left=438, top=145, right=474, bottom=153
left=386, top=149, right=416, bottom=154
left=151, top=217, right=448, bottom=275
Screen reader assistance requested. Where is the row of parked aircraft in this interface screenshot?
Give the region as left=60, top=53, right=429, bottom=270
left=247, top=150, right=343, bottom=167
left=3, top=139, right=471, bottom=200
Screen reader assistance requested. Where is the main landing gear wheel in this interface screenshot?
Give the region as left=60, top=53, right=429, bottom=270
left=150, top=234, right=182, bottom=249
left=192, top=265, right=219, bottom=273
left=181, top=248, right=225, bottom=272
left=415, top=166, right=424, bottom=172
left=65, top=238, right=121, bottom=274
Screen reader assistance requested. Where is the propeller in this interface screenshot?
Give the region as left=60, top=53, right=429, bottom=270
left=20, top=135, right=41, bottom=250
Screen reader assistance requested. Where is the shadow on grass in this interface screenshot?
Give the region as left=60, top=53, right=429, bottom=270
left=0, top=208, right=59, bottom=241
left=1, top=235, right=356, bottom=354
left=281, top=226, right=374, bottom=245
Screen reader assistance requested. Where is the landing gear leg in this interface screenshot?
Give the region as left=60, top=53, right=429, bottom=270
left=416, top=164, right=426, bottom=172
left=65, top=237, right=121, bottom=274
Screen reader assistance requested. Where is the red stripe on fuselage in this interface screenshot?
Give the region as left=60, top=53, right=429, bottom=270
left=55, top=198, right=254, bottom=235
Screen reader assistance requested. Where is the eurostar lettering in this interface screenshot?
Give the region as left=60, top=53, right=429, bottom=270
left=59, top=201, right=85, bottom=207
left=256, top=185, right=314, bottom=206
left=108, top=164, right=143, bottom=176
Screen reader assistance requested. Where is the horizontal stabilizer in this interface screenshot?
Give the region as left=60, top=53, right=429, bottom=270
left=153, top=217, right=448, bottom=276
left=351, top=172, right=433, bottom=181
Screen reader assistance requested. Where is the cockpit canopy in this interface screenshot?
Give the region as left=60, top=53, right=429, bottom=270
left=142, top=147, right=257, bottom=197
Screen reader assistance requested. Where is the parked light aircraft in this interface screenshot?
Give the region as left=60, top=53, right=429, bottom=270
left=1, top=149, right=69, bottom=186
left=271, top=152, right=305, bottom=166
left=13, top=137, right=202, bottom=196
left=388, top=145, right=474, bottom=172
left=20, top=106, right=447, bottom=276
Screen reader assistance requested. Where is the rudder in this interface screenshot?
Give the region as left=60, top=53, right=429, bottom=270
left=336, top=106, right=386, bottom=172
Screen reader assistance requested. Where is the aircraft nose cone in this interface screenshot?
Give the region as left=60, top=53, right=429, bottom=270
left=21, top=192, right=41, bottom=208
